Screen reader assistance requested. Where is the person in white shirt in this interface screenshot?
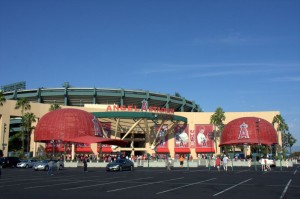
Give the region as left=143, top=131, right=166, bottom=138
left=222, top=155, right=229, bottom=172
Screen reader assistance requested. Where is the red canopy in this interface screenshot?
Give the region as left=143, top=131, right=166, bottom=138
left=220, top=117, right=278, bottom=146
left=65, top=135, right=128, bottom=146
left=156, top=148, right=170, bottom=153
left=195, top=148, right=216, bottom=153
left=174, top=148, right=190, bottom=153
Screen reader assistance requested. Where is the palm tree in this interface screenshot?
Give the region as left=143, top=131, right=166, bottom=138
left=15, top=98, right=31, bottom=155
left=49, top=103, right=61, bottom=111
left=0, top=91, right=6, bottom=106
left=210, top=107, right=226, bottom=154
left=272, top=114, right=289, bottom=155
left=283, top=132, right=297, bottom=155
left=22, top=112, right=36, bottom=156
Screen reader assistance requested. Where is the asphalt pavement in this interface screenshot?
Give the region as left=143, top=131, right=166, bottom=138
left=0, top=165, right=299, bottom=199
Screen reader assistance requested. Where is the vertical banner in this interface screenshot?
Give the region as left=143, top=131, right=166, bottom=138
left=189, top=130, right=196, bottom=148
left=174, top=124, right=189, bottom=148
left=156, top=124, right=168, bottom=148
left=195, top=124, right=214, bottom=149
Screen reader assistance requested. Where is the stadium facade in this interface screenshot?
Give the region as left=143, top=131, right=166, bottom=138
left=0, top=87, right=281, bottom=159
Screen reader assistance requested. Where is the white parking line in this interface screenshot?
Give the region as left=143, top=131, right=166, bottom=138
left=24, top=180, right=97, bottom=189
left=156, top=178, right=216, bottom=195
left=213, top=178, right=252, bottom=196
left=236, top=170, right=249, bottom=173
left=107, top=177, right=184, bottom=192
left=62, top=177, right=153, bottom=191
left=279, top=179, right=292, bottom=199
left=24, top=176, right=123, bottom=189
left=293, top=169, right=297, bottom=175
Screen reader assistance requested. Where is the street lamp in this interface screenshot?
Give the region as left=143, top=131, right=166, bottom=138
left=2, top=123, right=6, bottom=151
left=256, top=119, right=261, bottom=157
left=208, top=132, right=214, bottom=171
left=50, top=140, right=55, bottom=157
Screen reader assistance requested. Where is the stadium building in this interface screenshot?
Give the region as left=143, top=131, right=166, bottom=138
left=0, top=83, right=281, bottom=160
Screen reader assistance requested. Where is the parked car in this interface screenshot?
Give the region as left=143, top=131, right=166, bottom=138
left=106, top=159, right=134, bottom=171
left=0, top=157, right=21, bottom=168
left=259, top=158, right=276, bottom=167
left=33, top=160, right=64, bottom=171
left=17, top=159, right=38, bottom=168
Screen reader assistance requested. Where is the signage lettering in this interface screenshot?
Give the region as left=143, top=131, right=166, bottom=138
left=106, top=105, right=174, bottom=114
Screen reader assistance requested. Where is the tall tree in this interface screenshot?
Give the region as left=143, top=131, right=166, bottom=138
left=21, top=112, right=36, bottom=156
left=272, top=114, right=289, bottom=155
left=15, top=98, right=31, bottom=155
left=0, top=91, right=6, bottom=106
left=210, top=107, right=226, bottom=153
left=282, top=132, right=297, bottom=155
left=49, top=103, right=61, bottom=111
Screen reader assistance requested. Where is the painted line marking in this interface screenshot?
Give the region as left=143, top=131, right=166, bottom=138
left=236, top=170, right=249, bottom=173
left=24, top=176, right=123, bottom=189
left=183, top=169, right=210, bottom=173
left=213, top=178, right=252, bottom=196
left=62, top=177, right=153, bottom=191
left=279, top=179, right=292, bottom=199
left=107, top=177, right=184, bottom=192
left=24, top=180, right=97, bottom=189
left=293, top=169, right=297, bottom=175
left=156, top=178, right=216, bottom=195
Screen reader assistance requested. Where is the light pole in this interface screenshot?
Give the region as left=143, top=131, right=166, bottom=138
left=208, top=132, right=214, bottom=171
left=256, top=119, right=261, bottom=157
left=2, top=123, right=6, bottom=151
left=50, top=139, right=55, bottom=157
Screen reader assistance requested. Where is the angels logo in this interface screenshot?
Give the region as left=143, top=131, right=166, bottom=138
left=238, top=122, right=250, bottom=139
left=92, top=116, right=102, bottom=136
left=141, top=99, right=148, bottom=111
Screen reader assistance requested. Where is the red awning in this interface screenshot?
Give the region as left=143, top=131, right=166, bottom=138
left=156, top=148, right=170, bottom=153
left=75, top=147, right=92, bottom=153
left=174, top=148, right=190, bottom=153
left=99, top=147, right=113, bottom=153
left=65, top=135, right=128, bottom=146
left=195, top=148, right=215, bottom=153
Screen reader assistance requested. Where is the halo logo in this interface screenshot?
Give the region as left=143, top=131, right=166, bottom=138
left=238, top=122, right=250, bottom=139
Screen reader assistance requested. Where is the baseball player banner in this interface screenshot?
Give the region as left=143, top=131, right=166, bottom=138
left=156, top=124, right=169, bottom=148
left=195, top=124, right=214, bottom=149
left=174, top=124, right=189, bottom=148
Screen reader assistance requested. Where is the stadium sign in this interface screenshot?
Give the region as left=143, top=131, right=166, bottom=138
left=106, top=105, right=174, bottom=114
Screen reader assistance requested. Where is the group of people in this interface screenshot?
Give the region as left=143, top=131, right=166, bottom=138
left=47, top=158, right=61, bottom=175
left=215, top=155, right=229, bottom=172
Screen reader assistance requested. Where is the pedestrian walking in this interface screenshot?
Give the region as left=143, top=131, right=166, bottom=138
left=56, top=159, right=61, bottom=173
left=215, top=156, right=221, bottom=172
left=166, top=157, right=172, bottom=171
left=179, top=155, right=184, bottom=168
left=222, top=155, right=228, bottom=172
left=47, top=159, right=54, bottom=175
left=83, top=158, right=88, bottom=172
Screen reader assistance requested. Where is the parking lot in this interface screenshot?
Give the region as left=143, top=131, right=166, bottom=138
left=0, top=165, right=299, bottom=199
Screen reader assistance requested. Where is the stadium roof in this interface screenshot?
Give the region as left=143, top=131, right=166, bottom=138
left=3, top=87, right=201, bottom=112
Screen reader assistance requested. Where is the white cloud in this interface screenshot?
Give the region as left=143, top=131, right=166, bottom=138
left=135, top=62, right=300, bottom=79
left=271, top=76, right=300, bottom=82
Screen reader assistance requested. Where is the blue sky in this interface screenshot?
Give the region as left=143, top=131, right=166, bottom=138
left=1, top=1, right=300, bottom=147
